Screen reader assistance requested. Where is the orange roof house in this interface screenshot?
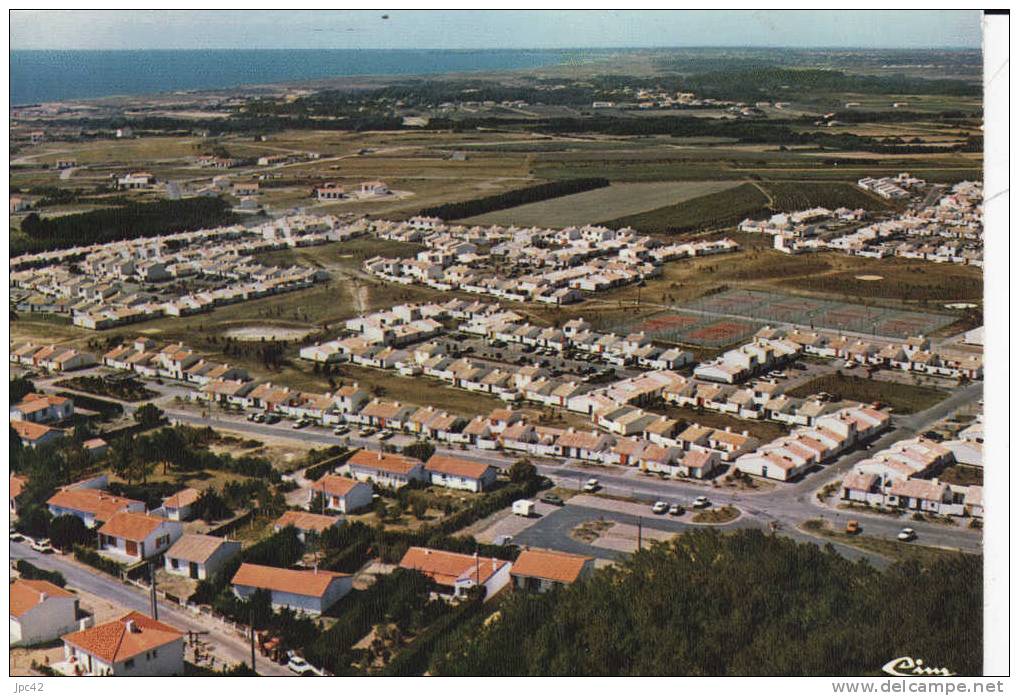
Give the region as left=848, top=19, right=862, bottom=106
left=231, top=563, right=352, bottom=613
left=60, top=611, right=184, bottom=676
left=510, top=548, right=594, bottom=590
left=399, top=547, right=511, bottom=599
left=424, top=453, right=497, bottom=491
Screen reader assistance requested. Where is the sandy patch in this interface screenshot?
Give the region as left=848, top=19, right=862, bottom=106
left=589, top=522, right=675, bottom=553
left=945, top=302, right=977, bottom=309
left=222, top=325, right=315, bottom=341
left=854, top=275, right=884, bottom=281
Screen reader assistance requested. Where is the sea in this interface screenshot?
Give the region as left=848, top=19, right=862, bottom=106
left=9, top=49, right=586, bottom=105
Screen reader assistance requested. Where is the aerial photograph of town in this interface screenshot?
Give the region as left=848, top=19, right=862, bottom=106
left=7, top=9, right=1007, bottom=685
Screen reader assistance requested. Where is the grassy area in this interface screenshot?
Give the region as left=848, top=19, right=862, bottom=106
left=758, top=180, right=893, bottom=212
left=787, top=373, right=948, bottom=414
left=600, top=182, right=770, bottom=233
left=799, top=518, right=974, bottom=566
left=691, top=505, right=740, bottom=524
left=938, top=464, right=983, bottom=487
left=460, top=180, right=740, bottom=227
left=653, top=404, right=790, bottom=442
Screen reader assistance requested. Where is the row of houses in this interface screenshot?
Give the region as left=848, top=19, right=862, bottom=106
left=365, top=217, right=738, bottom=303
left=839, top=433, right=984, bottom=518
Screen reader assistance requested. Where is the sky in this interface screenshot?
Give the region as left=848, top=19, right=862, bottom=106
left=9, top=10, right=982, bottom=51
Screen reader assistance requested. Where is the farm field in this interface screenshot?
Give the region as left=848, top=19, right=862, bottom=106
left=786, top=373, right=949, bottom=414
left=601, top=182, right=770, bottom=233
left=459, top=180, right=741, bottom=227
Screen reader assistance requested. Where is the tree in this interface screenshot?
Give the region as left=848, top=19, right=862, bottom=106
left=133, top=403, right=165, bottom=429
left=508, top=459, right=538, bottom=484
left=9, top=377, right=35, bottom=405
left=49, top=514, right=91, bottom=551
left=402, top=441, right=435, bottom=462
left=192, top=488, right=233, bottom=523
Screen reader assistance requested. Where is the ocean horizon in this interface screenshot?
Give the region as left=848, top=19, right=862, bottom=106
left=10, top=48, right=588, bottom=104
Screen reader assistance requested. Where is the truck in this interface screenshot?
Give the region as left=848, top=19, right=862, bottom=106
left=512, top=499, right=535, bottom=517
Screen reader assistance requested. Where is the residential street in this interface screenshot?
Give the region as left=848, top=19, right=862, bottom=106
left=9, top=543, right=293, bottom=676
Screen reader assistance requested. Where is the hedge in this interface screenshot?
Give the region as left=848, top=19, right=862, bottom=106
left=16, top=560, right=67, bottom=587
left=73, top=545, right=125, bottom=577
left=379, top=596, right=486, bottom=676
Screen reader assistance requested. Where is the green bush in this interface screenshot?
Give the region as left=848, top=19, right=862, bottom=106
left=74, top=545, right=125, bottom=577
left=16, top=560, right=67, bottom=587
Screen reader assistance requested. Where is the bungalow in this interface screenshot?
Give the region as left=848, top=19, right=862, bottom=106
left=308, top=475, right=374, bottom=514
left=231, top=563, right=352, bottom=615
left=346, top=449, right=426, bottom=489
left=554, top=428, right=614, bottom=461
left=97, top=512, right=183, bottom=561
left=164, top=534, right=241, bottom=580
left=9, top=395, right=73, bottom=421
left=47, top=488, right=145, bottom=528
left=676, top=450, right=722, bottom=479
left=274, top=510, right=344, bottom=541
left=511, top=548, right=594, bottom=593
left=161, top=488, right=201, bottom=521
left=11, top=420, right=66, bottom=448
left=58, top=612, right=184, bottom=676
left=10, top=474, right=27, bottom=518
left=399, top=546, right=511, bottom=600
left=424, top=453, right=498, bottom=492
left=10, top=579, right=80, bottom=646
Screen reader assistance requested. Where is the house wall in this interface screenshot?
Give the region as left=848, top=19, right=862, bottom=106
left=64, top=638, right=183, bottom=676
left=233, top=576, right=352, bottom=614
left=11, top=597, right=79, bottom=646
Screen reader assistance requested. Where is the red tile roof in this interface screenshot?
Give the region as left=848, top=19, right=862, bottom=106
left=348, top=449, right=422, bottom=476
left=47, top=488, right=143, bottom=523
left=309, top=475, right=365, bottom=498
left=424, top=454, right=493, bottom=480
left=510, top=548, right=592, bottom=584
left=62, top=611, right=182, bottom=664
left=97, top=512, right=169, bottom=542
left=399, top=547, right=507, bottom=588
left=231, top=563, right=349, bottom=598
left=10, top=578, right=74, bottom=618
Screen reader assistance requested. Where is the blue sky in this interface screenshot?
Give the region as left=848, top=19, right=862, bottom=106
left=10, top=10, right=982, bottom=51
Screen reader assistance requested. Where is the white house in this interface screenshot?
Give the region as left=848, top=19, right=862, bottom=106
left=231, top=563, right=352, bottom=615
left=307, top=475, right=374, bottom=513
left=510, top=548, right=594, bottom=593
left=346, top=449, right=427, bottom=489
left=161, top=488, right=201, bottom=521
left=164, top=534, right=242, bottom=580
left=10, top=393, right=74, bottom=423
left=47, top=487, right=146, bottom=529
left=10, top=579, right=80, bottom=646
left=58, top=612, right=184, bottom=676
left=399, top=547, right=511, bottom=600
left=97, top=512, right=183, bottom=561
left=424, top=453, right=498, bottom=492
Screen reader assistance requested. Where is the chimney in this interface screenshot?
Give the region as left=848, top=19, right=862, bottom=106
left=125, top=619, right=139, bottom=633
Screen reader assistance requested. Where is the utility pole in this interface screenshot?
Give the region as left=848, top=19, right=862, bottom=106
left=249, top=604, right=257, bottom=673
left=637, top=515, right=642, bottom=551
left=149, top=561, right=158, bottom=621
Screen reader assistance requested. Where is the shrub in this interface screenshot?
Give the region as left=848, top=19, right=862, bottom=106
left=16, top=560, right=66, bottom=587
left=74, top=545, right=125, bottom=577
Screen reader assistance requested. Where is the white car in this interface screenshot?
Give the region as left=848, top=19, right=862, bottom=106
left=333, top=426, right=349, bottom=436
left=897, top=527, right=917, bottom=542
left=651, top=501, right=668, bottom=515
left=583, top=478, right=600, bottom=492
left=286, top=656, right=320, bottom=676
left=30, top=538, right=54, bottom=554
left=692, top=496, right=710, bottom=509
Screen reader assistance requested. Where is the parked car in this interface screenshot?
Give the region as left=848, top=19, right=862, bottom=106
left=541, top=493, right=564, bottom=506
left=582, top=478, right=600, bottom=493
left=846, top=519, right=861, bottom=534
left=9, top=531, right=24, bottom=543
left=651, top=501, right=668, bottom=515
left=292, top=420, right=309, bottom=430
left=286, top=655, right=321, bottom=676
left=253, top=413, right=266, bottom=423
left=264, top=413, right=280, bottom=424
left=669, top=503, right=684, bottom=516
left=897, top=527, right=917, bottom=542
left=359, top=427, right=374, bottom=437
left=333, top=426, right=349, bottom=436
left=30, top=538, right=54, bottom=554
left=493, top=534, right=514, bottom=546
left=692, top=496, right=710, bottom=509
left=377, top=431, right=393, bottom=441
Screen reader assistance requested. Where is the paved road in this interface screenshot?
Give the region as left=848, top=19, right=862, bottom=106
left=10, top=542, right=292, bottom=676
left=35, top=369, right=983, bottom=560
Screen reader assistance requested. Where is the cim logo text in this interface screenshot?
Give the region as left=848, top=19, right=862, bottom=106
left=882, top=657, right=957, bottom=677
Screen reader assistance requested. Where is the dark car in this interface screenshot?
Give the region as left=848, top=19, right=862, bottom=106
left=541, top=493, right=564, bottom=506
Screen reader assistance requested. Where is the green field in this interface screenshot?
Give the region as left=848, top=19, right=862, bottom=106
left=459, top=180, right=741, bottom=227
left=760, top=181, right=893, bottom=211
left=599, top=182, right=770, bottom=233
left=787, top=374, right=948, bottom=414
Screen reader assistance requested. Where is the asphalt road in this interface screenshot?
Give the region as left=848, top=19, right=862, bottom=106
left=10, top=542, right=292, bottom=677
